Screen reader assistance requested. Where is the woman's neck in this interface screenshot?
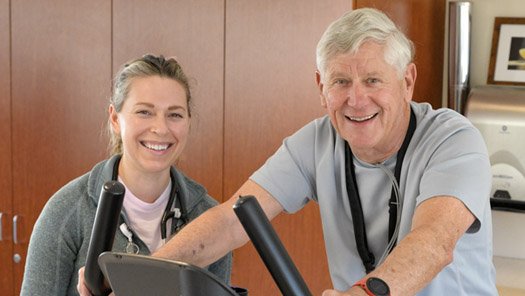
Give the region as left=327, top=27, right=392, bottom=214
left=117, top=159, right=171, bottom=203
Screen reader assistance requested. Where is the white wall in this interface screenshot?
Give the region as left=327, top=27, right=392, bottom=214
left=443, top=0, right=525, bottom=106
left=470, top=0, right=525, bottom=87
left=467, top=0, right=525, bottom=256
left=464, top=0, right=525, bottom=292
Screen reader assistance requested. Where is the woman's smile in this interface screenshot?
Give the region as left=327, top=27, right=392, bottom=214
left=141, top=141, right=173, bottom=152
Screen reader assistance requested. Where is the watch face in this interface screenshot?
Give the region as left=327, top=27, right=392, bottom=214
left=367, top=277, right=390, bottom=296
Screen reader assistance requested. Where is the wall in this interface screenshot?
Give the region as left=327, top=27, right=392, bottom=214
left=467, top=0, right=525, bottom=293
left=470, top=0, right=525, bottom=87
left=469, top=0, right=525, bottom=253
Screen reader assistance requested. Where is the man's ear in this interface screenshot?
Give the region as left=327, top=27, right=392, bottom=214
left=403, top=63, right=417, bottom=103
left=108, top=104, right=121, bottom=134
left=316, top=71, right=328, bottom=108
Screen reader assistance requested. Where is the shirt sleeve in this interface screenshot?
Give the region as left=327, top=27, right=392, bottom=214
left=250, top=119, right=323, bottom=213
left=418, top=125, right=492, bottom=233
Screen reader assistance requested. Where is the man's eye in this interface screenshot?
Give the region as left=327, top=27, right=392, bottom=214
left=366, top=78, right=380, bottom=84
left=334, top=79, right=348, bottom=85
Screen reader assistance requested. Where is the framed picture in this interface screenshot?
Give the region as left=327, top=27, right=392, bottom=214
left=487, top=17, right=525, bottom=86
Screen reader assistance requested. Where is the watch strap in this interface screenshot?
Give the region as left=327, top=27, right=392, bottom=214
left=353, top=278, right=375, bottom=296
left=352, top=277, right=390, bottom=296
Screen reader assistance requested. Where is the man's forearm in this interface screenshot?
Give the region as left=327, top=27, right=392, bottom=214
left=352, top=196, right=475, bottom=295
left=153, top=201, right=249, bottom=267
left=365, top=225, right=453, bottom=295
left=153, top=180, right=284, bottom=267
left=322, top=230, right=450, bottom=296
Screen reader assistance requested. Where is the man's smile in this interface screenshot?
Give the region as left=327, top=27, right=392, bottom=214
left=346, top=112, right=378, bottom=122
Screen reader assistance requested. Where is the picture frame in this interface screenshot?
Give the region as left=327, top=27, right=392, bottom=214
left=487, top=17, right=525, bottom=86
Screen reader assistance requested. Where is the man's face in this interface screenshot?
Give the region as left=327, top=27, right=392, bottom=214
left=316, top=41, right=416, bottom=163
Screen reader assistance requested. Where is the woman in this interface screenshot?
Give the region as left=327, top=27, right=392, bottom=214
left=21, top=54, right=232, bottom=295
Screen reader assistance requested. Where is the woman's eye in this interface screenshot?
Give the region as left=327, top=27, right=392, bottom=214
left=136, top=110, right=151, bottom=115
left=168, top=112, right=184, bottom=119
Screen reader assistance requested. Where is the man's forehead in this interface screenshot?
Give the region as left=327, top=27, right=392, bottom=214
left=325, top=53, right=386, bottom=75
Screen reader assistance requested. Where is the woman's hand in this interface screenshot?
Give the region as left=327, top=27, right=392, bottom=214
left=77, top=267, right=93, bottom=296
left=77, top=267, right=115, bottom=296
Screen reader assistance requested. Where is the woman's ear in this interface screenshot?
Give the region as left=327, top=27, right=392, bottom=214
left=108, top=104, right=120, bottom=134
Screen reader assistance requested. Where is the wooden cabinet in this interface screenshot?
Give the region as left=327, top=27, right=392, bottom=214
left=0, top=1, right=224, bottom=294
left=2, top=1, right=111, bottom=295
left=111, top=0, right=226, bottom=200
left=0, top=0, right=13, bottom=294
left=223, top=1, right=350, bottom=294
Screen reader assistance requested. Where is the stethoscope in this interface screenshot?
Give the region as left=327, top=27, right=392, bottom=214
left=111, top=156, right=188, bottom=254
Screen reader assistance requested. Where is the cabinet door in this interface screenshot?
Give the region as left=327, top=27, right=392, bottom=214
left=10, top=1, right=111, bottom=294
left=112, top=0, right=225, bottom=200
left=224, top=1, right=350, bottom=295
left=355, top=0, right=446, bottom=108
left=0, top=0, right=13, bottom=295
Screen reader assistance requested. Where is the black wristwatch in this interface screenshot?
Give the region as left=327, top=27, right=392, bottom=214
left=353, top=277, right=390, bottom=296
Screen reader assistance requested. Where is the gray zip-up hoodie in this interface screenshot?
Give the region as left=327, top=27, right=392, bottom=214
left=21, top=155, right=232, bottom=296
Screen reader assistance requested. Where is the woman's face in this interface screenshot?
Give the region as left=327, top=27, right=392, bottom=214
left=110, top=75, right=190, bottom=175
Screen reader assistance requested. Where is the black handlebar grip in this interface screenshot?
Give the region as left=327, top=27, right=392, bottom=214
left=233, top=195, right=312, bottom=296
left=85, top=181, right=125, bottom=296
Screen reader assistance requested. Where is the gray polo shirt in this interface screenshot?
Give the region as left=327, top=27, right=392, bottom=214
left=251, top=102, right=497, bottom=295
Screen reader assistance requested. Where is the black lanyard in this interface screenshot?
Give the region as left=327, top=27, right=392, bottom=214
left=344, top=108, right=416, bottom=273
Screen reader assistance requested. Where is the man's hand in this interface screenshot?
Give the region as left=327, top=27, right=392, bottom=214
left=322, top=286, right=367, bottom=296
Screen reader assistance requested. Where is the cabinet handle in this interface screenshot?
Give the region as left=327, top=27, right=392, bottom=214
left=0, top=212, right=3, bottom=241
left=13, top=215, right=19, bottom=244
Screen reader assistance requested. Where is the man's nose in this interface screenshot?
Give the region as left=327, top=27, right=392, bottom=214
left=346, top=83, right=366, bottom=107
